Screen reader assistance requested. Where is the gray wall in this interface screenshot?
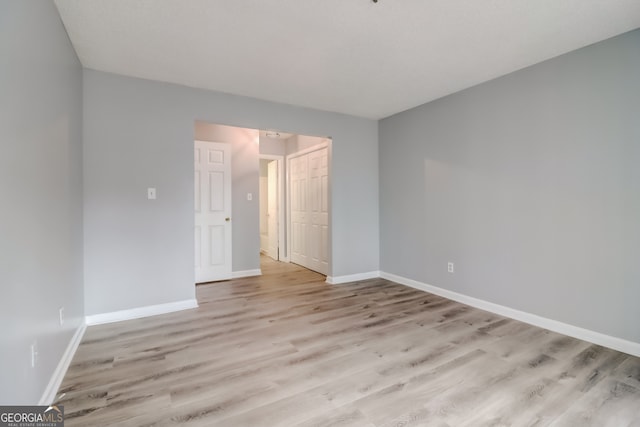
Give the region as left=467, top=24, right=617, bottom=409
left=83, top=70, right=379, bottom=316
left=286, top=134, right=328, bottom=155
left=0, top=1, right=84, bottom=404
left=259, top=135, right=287, bottom=156
left=380, top=29, right=640, bottom=343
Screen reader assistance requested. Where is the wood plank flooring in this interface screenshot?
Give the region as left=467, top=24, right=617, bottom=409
left=58, top=258, right=640, bottom=426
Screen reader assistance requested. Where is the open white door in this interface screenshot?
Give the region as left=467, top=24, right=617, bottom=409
left=267, top=160, right=279, bottom=260
left=195, top=140, right=232, bottom=283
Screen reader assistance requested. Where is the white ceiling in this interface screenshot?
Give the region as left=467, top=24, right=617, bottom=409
left=54, top=0, right=640, bottom=119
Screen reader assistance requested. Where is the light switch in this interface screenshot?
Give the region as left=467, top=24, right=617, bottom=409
left=148, top=188, right=157, bottom=200
left=247, top=193, right=253, bottom=201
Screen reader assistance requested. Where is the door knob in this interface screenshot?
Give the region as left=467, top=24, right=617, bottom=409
left=225, top=217, right=231, bottom=222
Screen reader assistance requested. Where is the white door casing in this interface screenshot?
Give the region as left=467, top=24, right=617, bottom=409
left=195, top=140, right=232, bottom=283
left=267, top=160, right=279, bottom=260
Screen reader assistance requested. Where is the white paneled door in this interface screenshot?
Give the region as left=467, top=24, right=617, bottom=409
left=290, top=154, right=309, bottom=268
left=289, top=146, right=329, bottom=275
left=195, top=140, right=232, bottom=283
left=308, top=148, right=329, bottom=274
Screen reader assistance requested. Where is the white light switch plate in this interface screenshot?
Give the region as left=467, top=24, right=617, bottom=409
left=148, top=188, right=156, bottom=199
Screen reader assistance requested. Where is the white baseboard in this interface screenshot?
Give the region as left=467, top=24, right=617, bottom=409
left=232, top=269, right=262, bottom=279
left=85, top=299, right=199, bottom=326
left=380, top=271, right=640, bottom=358
left=39, top=321, right=87, bottom=405
left=326, top=271, right=381, bottom=285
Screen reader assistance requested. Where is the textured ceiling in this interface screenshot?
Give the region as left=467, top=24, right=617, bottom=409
left=54, top=0, right=640, bottom=119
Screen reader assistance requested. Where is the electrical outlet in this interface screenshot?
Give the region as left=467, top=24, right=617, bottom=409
left=31, top=341, right=38, bottom=368
left=448, top=262, right=455, bottom=273
left=59, top=307, right=65, bottom=326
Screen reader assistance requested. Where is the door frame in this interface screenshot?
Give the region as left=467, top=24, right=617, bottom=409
left=286, top=140, right=331, bottom=273
left=259, top=154, right=287, bottom=262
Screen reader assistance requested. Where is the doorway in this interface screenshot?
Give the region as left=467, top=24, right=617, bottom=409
left=259, top=131, right=331, bottom=276
left=259, top=155, right=285, bottom=261
left=193, top=121, right=331, bottom=282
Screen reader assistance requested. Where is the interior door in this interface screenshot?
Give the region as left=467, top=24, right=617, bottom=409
left=289, top=146, right=329, bottom=275
left=267, top=160, right=279, bottom=260
left=308, top=148, right=329, bottom=274
left=195, top=140, right=232, bottom=283
left=290, top=155, right=308, bottom=267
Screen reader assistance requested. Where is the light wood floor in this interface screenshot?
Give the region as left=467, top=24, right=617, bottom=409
left=59, top=258, right=640, bottom=426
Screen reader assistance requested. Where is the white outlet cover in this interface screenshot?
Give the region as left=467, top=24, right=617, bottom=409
left=31, top=342, right=37, bottom=368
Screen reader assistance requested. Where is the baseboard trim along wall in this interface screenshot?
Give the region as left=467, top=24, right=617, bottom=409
left=85, top=299, right=199, bottom=326
left=380, top=271, right=640, bottom=358
left=39, top=322, right=87, bottom=406
left=326, top=271, right=381, bottom=285
left=232, top=269, right=262, bottom=279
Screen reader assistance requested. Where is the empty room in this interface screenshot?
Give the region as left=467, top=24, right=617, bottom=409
left=1, top=1, right=639, bottom=426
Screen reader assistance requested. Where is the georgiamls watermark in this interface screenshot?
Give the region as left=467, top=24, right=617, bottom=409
left=0, top=405, right=64, bottom=427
